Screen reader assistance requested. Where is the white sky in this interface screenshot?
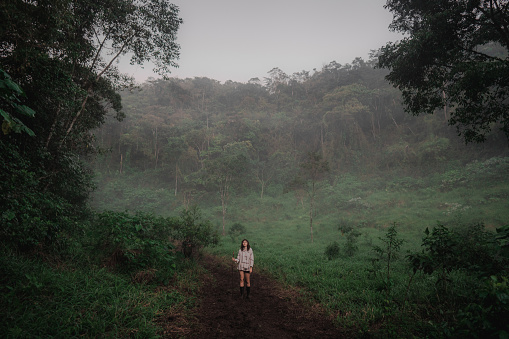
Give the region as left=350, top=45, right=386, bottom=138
left=119, top=0, right=403, bottom=84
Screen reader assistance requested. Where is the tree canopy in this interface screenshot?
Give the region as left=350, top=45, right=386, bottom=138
left=0, top=0, right=182, bottom=248
left=378, top=0, right=509, bottom=143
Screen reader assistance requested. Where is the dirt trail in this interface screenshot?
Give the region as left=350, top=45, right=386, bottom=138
left=183, top=254, right=345, bottom=338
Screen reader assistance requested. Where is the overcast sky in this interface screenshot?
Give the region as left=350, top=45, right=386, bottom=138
left=119, top=0, right=403, bottom=84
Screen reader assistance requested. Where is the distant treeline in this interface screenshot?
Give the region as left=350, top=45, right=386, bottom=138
left=93, top=58, right=508, bottom=194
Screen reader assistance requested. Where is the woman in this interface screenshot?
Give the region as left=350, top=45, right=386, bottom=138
left=232, top=239, right=254, bottom=299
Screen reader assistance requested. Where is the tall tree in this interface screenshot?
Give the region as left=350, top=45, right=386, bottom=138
left=378, top=0, right=509, bottom=143
left=0, top=0, right=182, bottom=248
left=205, top=141, right=253, bottom=235
left=292, top=152, right=329, bottom=243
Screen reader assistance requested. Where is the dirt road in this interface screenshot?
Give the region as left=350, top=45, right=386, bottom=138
left=183, top=254, right=345, bottom=338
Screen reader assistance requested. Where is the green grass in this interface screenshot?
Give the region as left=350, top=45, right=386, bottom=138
left=0, top=248, right=198, bottom=338
left=202, top=158, right=509, bottom=336
left=89, top=156, right=509, bottom=336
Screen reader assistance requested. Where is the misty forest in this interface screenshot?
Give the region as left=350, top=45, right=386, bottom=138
left=2, top=0, right=509, bottom=338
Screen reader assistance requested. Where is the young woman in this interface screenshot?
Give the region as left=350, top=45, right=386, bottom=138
left=232, top=239, right=254, bottom=299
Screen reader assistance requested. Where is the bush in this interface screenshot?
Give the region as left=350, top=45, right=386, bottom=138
left=176, top=206, right=219, bottom=250
left=94, top=211, right=177, bottom=283
left=325, top=241, right=341, bottom=260
left=344, top=230, right=360, bottom=257
left=0, top=140, right=83, bottom=251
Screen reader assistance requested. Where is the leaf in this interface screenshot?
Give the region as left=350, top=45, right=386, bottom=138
left=16, top=105, right=36, bottom=118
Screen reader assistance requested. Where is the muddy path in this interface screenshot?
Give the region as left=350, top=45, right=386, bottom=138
left=181, top=254, right=346, bottom=338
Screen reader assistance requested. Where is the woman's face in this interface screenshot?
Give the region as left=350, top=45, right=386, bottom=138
left=242, top=240, right=248, bottom=248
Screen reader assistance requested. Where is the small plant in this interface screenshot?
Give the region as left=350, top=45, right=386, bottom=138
left=325, top=241, right=341, bottom=260
left=413, top=224, right=458, bottom=290
left=372, top=222, right=404, bottom=295
left=337, top=220, right=361, bottom=257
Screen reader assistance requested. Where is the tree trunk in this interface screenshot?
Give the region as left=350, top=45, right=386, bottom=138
left=175, top=163, right=178, bottom=196
left=154, top=125, right=158, bottom=169
left=309, top=184, right=315, bottom=243
left=309, top=198, right=314, bottom=243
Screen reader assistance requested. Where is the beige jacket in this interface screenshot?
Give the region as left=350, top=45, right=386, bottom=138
left=235, top=248, right=254, bottom=271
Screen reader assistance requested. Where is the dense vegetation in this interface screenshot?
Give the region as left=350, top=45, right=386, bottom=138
left=2, top=0, right=509, bottom=337
left=379, top=0, right=509, bottom=143
left=90, top=58, right=509, bottom=336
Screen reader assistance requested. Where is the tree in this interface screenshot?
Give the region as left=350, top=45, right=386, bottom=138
left=204, top=141, right=253, bottom=235
left=0, top=0, right=182, bottom=248
left=253, top=152, right=286, bottom=199
left=0, top=69, right=35, bottom=137
left=2, top=0, right=182, bottom=152
left=372, top=222, right=404, bottom=296
left=378, top=0, right=509, bottom=143
left=166, top=135, right=189, bottom=196
left=292, top=152, right=329, bottom=243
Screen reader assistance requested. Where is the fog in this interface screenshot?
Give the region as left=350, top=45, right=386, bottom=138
left=119, top=0, right=404, bottom=83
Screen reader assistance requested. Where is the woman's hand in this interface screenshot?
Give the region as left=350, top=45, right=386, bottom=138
left=232, top=257, right=236, bottom=262
left=250, top=267, right=253, bottom=273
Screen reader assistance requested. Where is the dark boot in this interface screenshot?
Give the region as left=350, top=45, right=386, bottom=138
left=246, top=286, right=250, bottom=299
left=240, top=286, right=244, bottom=298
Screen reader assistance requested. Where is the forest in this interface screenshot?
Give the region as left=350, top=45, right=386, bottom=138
left=2, top=0, right=509, bottom=338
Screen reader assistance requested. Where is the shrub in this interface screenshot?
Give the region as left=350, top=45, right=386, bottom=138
left=94, top=211, right=177, bottom=283
left=325, top=241, right=341, bottom=260
left=0, top=141, right=82, bottom=251
left=344, top=230, right=360, bottom=257
left=372, top=223, right=403, bottom=294
left=175, top=205, right=219, bottom=250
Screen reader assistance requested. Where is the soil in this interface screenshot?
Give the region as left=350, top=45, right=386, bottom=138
left=170, top=254, right=347, bottom=338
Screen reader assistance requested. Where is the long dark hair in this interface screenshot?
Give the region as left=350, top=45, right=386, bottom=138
left=240, top=239, right=250, bottom=251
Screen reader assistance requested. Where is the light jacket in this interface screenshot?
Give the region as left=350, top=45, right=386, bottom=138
left=235, top=248, right=254, bottom=271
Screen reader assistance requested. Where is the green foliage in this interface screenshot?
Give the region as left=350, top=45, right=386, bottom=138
left=344, top=229, right=361, bottom=257
left=324, top=241, right=341, bottom=260
left=379, top=0, right=509, bottom=142
left=337, top=221, right=361, bottom=257
left=1, top=0, right=183, bottom=254
left=408, top=224, right=459, bottom=289
left=0, top=140, right=82, bottom=250
left=176, top=206, right=219, bottom=249
left=496, top=224, right=509, bottom=258
left=455, top=275, right=509, bottom=338
left=0, top=69, right=35, bottom=136
left=94, top=211, right=177, bottom=280
left=338, top=219, right=355, bottom=235
left=408, top=223, right=506, bottom=291
left=0, top=247, right=196, bottom=337
left=372, top=223, right=404, bottom=294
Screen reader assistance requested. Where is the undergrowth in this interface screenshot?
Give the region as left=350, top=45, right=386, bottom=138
left=0, top=208, right=216, bottom=338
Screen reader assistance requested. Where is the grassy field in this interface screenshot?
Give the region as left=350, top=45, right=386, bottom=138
left=4, top=157, right=505, bottom=337
left=85, top=155, right=509, bottom=336
left=203, top=157, right=509, bottom=336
